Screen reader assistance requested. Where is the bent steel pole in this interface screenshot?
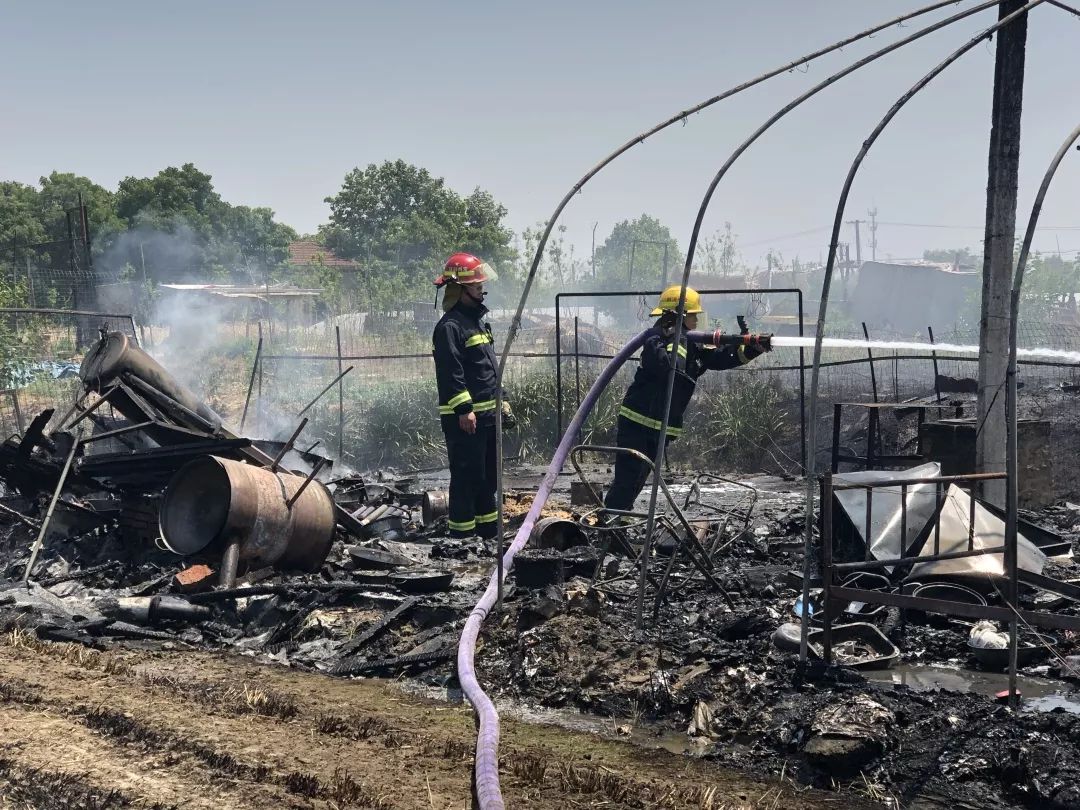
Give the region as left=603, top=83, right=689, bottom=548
left=24, top=429, right=83, bottom=583
left=1006, top=122, right=1080, bottom=703
left=638, top=0, right=1006, bottom=632
left=797, top=0, right=1045, bottom=662
left=490, top=0, right=984, bottom=596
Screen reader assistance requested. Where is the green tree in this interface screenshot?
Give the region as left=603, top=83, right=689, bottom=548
left=461, top=188, right=514, bottom=268
left=38, top=172, right=122, bottom=241
left=2, top=177, right=118, bottom=310
left=922, top=246, right=980, bottom=266
left=115, top=163, right=225, bottom=234
left=321, top=160, right=514, bottom=308
left=1020, top=253, right=1080, bottom=322
left=107, top=163, right=294, bottom=284
left=593, top=215, right=683, bottom=289
left=109, top=163, right=227, bottom=281
left=322, top=160, right=464, bottom=264
left=217, top=205, right=297, bottom=279
left=0, top=182, right=47, bottom=249
left=36, top=172, right=124, bottom=270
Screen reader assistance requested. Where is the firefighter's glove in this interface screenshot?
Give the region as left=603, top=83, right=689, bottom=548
left=501, top=400, right=518, bottom=430
left=743, top=333, right=773, bottom=360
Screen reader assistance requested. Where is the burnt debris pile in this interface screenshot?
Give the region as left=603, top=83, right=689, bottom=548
left=7, top=328, right=1080, bottom=807
left=0, top=327, right=479, bottom=676
left=472, top=465, right=1080, bottom=808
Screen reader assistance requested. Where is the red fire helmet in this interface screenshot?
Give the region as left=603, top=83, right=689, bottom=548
left=434, top=252, right=495, bottom=287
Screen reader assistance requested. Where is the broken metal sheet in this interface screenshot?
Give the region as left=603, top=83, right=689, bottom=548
left=833, top=462, right=942, bottom=562
left=908, top=484, right=1046, bottom=582
left=0, top=581, right=106, bottom=625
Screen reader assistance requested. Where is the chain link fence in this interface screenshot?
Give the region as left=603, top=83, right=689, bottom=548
left=189, top=288, right=1080, bottom=491
left=4, top=261, right=1080, bottom=499
left=0, top=308, right=138, bottom=438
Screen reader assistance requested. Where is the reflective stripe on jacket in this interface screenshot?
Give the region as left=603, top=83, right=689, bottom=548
left=432, top=302, right=501, bottom=426
left=619, top=330, right=748, bottom=436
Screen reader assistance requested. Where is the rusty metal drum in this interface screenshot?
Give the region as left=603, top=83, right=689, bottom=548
left=159, top=456, right=334, bottom=572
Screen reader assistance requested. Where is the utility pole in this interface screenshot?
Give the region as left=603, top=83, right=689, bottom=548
left=591, top=222, right=598, bottom=279
left=847, top=219, right=863, bottom=265
left=78, top=193, right=92, bottom=271
left=867, top=208, right=878, bottom=261
left=977, top=0, right=1028, bottom=507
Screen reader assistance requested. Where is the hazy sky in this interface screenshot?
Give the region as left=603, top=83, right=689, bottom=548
left=3, top=1, right=1078, bottom=270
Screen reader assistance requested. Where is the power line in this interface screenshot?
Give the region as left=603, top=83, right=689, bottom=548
left=738, top=221, right=1080, bottom=255
left=878, top=220, right=1080, bottom=230
left=739, top=226, right=830, bottom=248
left=737, top=222, right=1079, bottom=254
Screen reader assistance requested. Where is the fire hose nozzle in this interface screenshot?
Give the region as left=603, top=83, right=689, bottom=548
left=748, top=333, right=773, bottom=352
left=709, top=329, right=773, bottom=351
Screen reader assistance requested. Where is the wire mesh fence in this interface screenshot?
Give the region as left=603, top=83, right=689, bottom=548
left=5, top=264, right=1080, bottom=499
left=0, top=308, right=138, bottom=438
left=230, top=291, right=1080, bottom=488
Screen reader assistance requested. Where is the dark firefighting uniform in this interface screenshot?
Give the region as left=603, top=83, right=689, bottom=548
left=604, top=330, right=762, bottom=513
left=432, top=300, right=501, bottom=538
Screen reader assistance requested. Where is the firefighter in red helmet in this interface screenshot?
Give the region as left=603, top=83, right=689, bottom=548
left=431, top=253, right=514, bottom=538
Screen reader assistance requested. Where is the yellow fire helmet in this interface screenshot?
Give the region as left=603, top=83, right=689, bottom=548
left=650, top=285, right=705, bottom=316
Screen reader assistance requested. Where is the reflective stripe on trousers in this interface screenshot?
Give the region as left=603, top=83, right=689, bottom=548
left=617, top=405, right=683, bottom=437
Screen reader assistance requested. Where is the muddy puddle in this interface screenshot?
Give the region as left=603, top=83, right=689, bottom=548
left=865, top=662, right=1080, bottom=713
left=396, top=680, right=697, bottom=755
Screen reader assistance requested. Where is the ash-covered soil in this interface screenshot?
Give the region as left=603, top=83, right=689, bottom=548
left=0, top=637, right=858, bottom=809
left=5, top=465, right=1080, bottom=808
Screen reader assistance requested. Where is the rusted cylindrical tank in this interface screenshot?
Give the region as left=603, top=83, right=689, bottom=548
left=159, top=456, right=335, bottom=573
left=79, top=331, right=221, bottom=428
left=421, top=490, right=449, bottom=527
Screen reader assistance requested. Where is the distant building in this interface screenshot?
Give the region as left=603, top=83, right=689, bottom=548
left=157, top=282, right=323, bottom=328
left=848, top=261, right=979, bottom=333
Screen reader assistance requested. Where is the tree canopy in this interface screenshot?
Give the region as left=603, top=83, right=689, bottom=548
left=593, top=215, right=683, bottom=290
left=320, top=160, right=515, bottom=306
left=108, top=163, right=295, bottom=282
left=0, top=182, right=48, bottom=249
left=922, top=246, right=980, bottom=266
left=0, top=164, right=297, bottom=287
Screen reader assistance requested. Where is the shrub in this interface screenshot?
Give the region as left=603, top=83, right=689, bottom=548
left=681, top=371, right=794, bottom=471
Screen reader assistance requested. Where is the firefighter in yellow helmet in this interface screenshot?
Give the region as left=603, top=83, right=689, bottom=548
left=604, top=285, right=770, bottom=513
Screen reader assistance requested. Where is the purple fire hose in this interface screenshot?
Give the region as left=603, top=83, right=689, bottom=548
left=458, top=328, right=719, bottom=808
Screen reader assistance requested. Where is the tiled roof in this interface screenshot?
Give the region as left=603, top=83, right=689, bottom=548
left=288, top=240, right=359, bottom=268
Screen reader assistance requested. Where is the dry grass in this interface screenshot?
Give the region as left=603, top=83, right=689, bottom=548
left=4, top=628, right=132, bottom=676
left=138, top=671, right=299, bottom=721
left=506, top=750, right=781, bottom=809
